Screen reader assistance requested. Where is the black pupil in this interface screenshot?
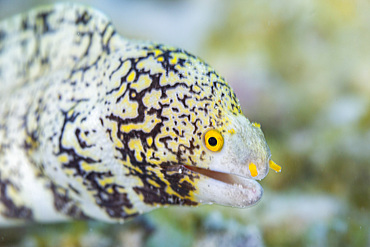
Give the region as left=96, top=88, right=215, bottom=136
left=208, top=137, right=217, bottom=146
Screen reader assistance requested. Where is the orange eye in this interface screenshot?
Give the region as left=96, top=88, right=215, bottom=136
left=204, top=129, right=224, bottom=152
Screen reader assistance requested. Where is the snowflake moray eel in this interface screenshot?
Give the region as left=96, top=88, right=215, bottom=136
left=0, top=3, right=281, bottom=225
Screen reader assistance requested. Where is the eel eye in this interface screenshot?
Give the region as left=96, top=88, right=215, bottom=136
left=204, top=129, right=224, bottom=152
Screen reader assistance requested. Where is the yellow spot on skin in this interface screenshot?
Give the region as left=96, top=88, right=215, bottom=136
left=64, top=169, right=75, bottom=176
left=112, top=83, right=127, bottom=103
left=127, top=70, right=136, bottom=82
left=269, top=160, right=282, bottom=173
left=67, top=108, right=74, bottom=118
left=124, top=207, right=139, bottom=215
left=157, top=56, right=164, bottom=62
left=192, top=85, right=201, bottom=93
left=249, top=163, right=258, bottom=177
left=153, top=49, right=163, bottom=57
left=178, top=176, right=195, bottom=187
left=148, top=179, right=160, bottom=188
left=147, top=137, right=153, bottom=146
left=121, top=60, right=131, bottom=76
left=80, top=161, right=108, bottom=173
left=99, top=177, right=115, bottom=187
left=130, top=74, right=152, bottom=92
left=116, top=186, right=127, bottom=194
left=228, top=129, right=235, bottom=134
left=81, top=161, right=95, bottom=172
left=120, top=114, right=160, bottom=133
left=252, top=122, right=261, bottom=128
left=128, top=138, right=144, bottom=162
left=210, top=118, right=216, bottom=128
left=122, top=158, right=144, bottom=175
left=58, top=154, right=69, bottom=163
left=170, top=55, right=178, bottom=65
left=135, top=152, right=143, bottom=162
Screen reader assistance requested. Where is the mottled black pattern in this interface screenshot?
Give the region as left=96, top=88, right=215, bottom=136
left=49, top=183, right=89, bottom=220
left=0, top=3, right=250, bottom=224
left=0, top=174, right=33, bottom=220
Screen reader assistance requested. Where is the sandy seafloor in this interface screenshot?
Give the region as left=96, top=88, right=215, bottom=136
left=0, top=0, right=369, bottom=246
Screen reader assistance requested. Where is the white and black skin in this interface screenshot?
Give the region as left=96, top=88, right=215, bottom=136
left=0, top=4, right=276, bottom=225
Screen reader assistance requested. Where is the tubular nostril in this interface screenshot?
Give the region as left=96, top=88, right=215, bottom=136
left=269, top=160, right=282, bottom=173
left=249, top=163, right=258, bottom=177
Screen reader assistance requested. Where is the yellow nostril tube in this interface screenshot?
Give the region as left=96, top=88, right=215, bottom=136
left=269, top=160, right=281, bottom=173
left=249, top=163, right=258, bottom=177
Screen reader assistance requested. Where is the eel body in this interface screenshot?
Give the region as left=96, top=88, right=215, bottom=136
left=0, top=4, right=280, bottom=225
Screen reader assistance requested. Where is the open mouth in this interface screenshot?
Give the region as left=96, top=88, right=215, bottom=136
left=183, top=165, right=238, bottom=184
left=183, top=165, right=250, bottom=186
left=182, top=159, right=281, bottom=186
left=181, top=164, right=264, bottom=207
left=179, top=161, right=281, bottom=208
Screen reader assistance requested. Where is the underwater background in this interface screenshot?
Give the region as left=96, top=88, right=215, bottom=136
left=0, top=0, right=369, bottom=246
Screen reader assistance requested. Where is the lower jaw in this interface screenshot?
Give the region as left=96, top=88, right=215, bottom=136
left=182, top=165, right=264, bottom=208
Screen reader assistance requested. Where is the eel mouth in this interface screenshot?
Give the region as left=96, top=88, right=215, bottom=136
left=182, top=159, right=281, bottom=184
left=182, top=164, right=264, bottom=208
left=178, top=161, right=280, bottom=207
left=183, top=165, right=243, bottom=185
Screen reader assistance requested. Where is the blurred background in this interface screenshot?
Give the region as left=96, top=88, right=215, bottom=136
left=0, top=0, right=369, bottom=246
